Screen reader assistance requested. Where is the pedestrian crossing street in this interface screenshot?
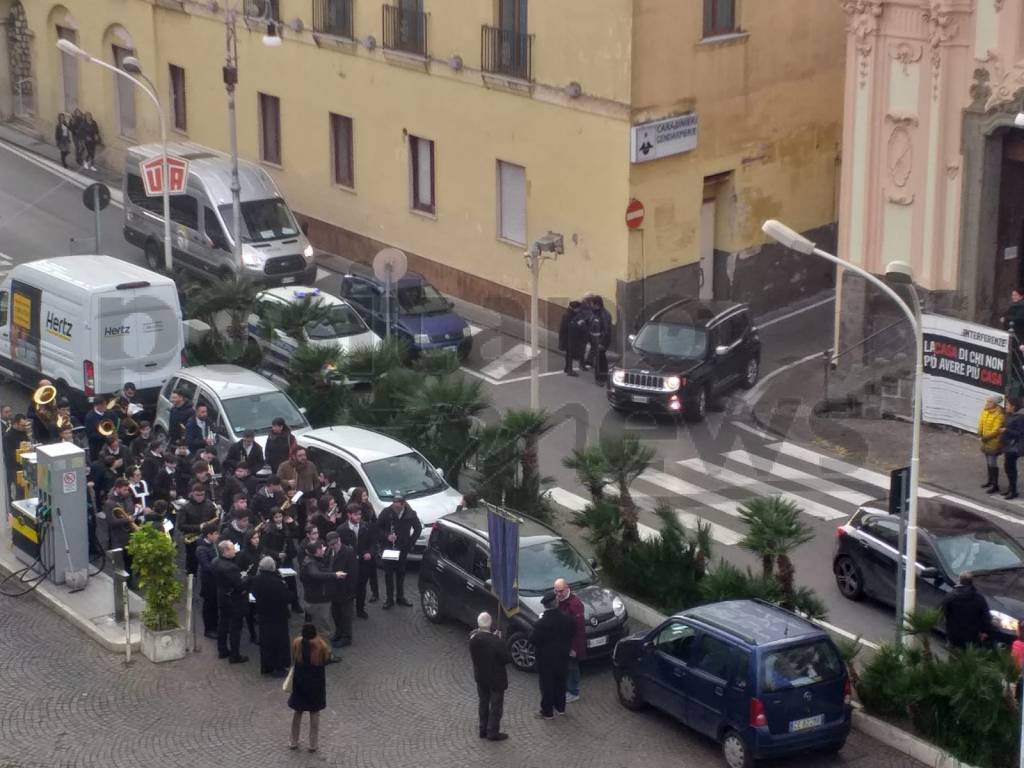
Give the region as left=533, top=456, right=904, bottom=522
left=548, top=436, right=1024, bottom=547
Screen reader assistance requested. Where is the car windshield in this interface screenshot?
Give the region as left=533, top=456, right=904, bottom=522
left=219, top=198, right=299, bottom=243
left=362, top=452, right=445, bottom=500
left=634, top=322, right=707, bottom=359
left=517, top=540, right=596, bottom=594
left=933, top=529, right=1024, bottom=573
left=762, top=640, right=843, bottom=693
left=395, top=283, right=450, bottom=315
left=220, top=392, right=308, bottom=436
left=305, top=304, right=368, bottom=340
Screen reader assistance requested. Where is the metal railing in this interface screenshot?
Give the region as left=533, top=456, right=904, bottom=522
left=481, top=25, right=533, bottom=82
left=823, top=317, right=908, bottom=407
left=313, top=0, right=354, bottom=38
left=382, top=4, right=427, bottom=56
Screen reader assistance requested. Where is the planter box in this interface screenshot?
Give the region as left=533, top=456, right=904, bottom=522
left=852, top=709, right=980, bottom=768
left=140, top=626, right=187, bottom=663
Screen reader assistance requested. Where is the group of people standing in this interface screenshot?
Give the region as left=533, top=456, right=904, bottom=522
left=558, top=294, right=613, bottom=385
left=54, top=109, right=101, bottom=170
left=977, top=394, right=1024, bottom=500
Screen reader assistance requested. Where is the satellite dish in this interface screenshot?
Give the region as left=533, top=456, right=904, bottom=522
left=373, top=248, right=407, bottom=282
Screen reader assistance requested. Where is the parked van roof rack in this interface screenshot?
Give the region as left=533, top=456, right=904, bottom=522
left=116, top=281, right=151, bottom=290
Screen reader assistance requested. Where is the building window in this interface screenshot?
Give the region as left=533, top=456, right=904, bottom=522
left=258, top=92, right=281, bottom=165
left=313, top=0, right=354, bottom=38
left=409, top=135, right=434, bottom=214
left=112, top=45, right=136, bottom=137
left=497, top=161, right=526, bottom=245
left=330, top=113, right=354, bottom=188
left=703, top=0, right=737, bottom=37
left=169, top=64, right=187, bottom=132
left=57, top=27, right=78, bottom=112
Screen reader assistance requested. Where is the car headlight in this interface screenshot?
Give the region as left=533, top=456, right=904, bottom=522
left=663, top=375, right=681, bottom=391
left=303, top=244, right=315, bottom=261
left=611, top=368, right=626, bottom=386
left=462, top=325, right=472, bottom=338
left=240, top=246, right=262, bottom=268
left=612, top=596, right=626, bottom=618
left=413, top=333, right=430, bottom=345
left=990, top=610, right=1019, bottom=633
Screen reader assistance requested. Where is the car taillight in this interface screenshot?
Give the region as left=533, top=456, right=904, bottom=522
left=83, top=360, right=95, bottom=396
left=680, top=377, right=688, bottom=388
left=836, top=526, right=846, bottom=538
left=749, top=697, right=767, bottom=727
left=843, top=677, right=852, bottom=706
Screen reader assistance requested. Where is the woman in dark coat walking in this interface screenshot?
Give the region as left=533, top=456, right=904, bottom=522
left=54, top=113, right=72, bottom=168
left=288, top=623, right=329, bottom=752
left=252, top=556, right=292, bottom=676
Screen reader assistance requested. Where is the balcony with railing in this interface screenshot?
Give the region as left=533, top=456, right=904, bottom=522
left=481, top=25, right=533, bottom=82
left=313, top=0, right=354, bottom=39
left=382, top=4, right=427, bottom=57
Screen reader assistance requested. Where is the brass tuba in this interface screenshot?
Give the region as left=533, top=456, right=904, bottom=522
left=97, top=419, right=117, bottom=438
left=121, top=416, right=140, bottom=438
left=112, top=505, right=140, bottom=533
left=32, top=384, right=58, bottom=435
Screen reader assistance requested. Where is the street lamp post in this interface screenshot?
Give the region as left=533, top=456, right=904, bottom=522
left=762, top=219, right=924, bottom=643
left=524, top=232, right=564, bottom=410
left=57, top=39, right=173, bottom=272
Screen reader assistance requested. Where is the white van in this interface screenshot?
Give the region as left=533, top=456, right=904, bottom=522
left=0, top=256, right=184, bottom=412
left=123, top=142, right=317, bottom=286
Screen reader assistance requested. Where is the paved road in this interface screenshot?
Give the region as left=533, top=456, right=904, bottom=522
left=0, top=575, right=922, bottom=768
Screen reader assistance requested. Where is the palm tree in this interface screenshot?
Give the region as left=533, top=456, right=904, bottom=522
left=257, top=296, right=336, bottom=343
left=501, top=409, right=552, bottom=497
left=563, top=445, right=607, bottom=503
left=285, top=344, right=351, bottom=427
left=184, top=278, right=259, bottom=342
left=597, top=436, right=655, bottom=541
left=834, top=635, right=864, bottom=692
left=903, top=607, right=943, bottom=661
left=737, top=496, right=814, bottom=593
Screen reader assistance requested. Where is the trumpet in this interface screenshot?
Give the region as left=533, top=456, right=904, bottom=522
left=56, top=412, right=72, bottom=430
left=112, top=505, right=140, bottom=532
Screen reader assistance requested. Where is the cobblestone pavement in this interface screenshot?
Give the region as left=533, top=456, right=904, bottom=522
left=0, top=581, right=921, bottom=768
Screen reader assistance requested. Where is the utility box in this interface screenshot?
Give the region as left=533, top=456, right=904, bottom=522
left=36, top=442, right=89, bottom=587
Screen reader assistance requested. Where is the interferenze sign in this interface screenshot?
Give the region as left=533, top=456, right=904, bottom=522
left=921, top=314, right=1009, bottom=433
left=630, top=112, right=698, bottom=163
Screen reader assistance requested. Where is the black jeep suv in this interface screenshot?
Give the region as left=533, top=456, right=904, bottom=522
left=607, top=298, right=760, bottom=421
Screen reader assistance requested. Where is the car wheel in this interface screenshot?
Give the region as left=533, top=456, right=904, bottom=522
left=685, top=386, right=709, bottom=423
left=740, top=358, right=760, bottom=389
left=722, top=730, right=754, bottom=768
left=507, top=631, right=537, bottom=672
left=616, top=671, right=645, bottom=710
left=834, top=556, right=865, bottom=601
left=145, top=240, right=163, bottom=273
left=419, top=584, right=444, bottom=623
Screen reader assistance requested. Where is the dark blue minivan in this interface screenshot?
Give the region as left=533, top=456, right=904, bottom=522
left=338, top=271, right=472, bottom=360
left=612, top=600, right=851, bottom=768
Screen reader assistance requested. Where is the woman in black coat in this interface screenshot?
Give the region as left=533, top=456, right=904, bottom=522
left=251, top=558, right=292, bottom=676
left=288, top=623, right=329, bottom=752
left=349, top=487, right=379, bottom=601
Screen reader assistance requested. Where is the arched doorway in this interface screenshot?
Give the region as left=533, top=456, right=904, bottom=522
left=3, top=0, right=34, bottom=119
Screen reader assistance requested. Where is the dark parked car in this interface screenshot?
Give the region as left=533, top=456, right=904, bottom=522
left=833, top=498, right=1024, bottom=642
left=607, top=299, right=760, bottom=422
left=338, top=270, right=472, bottom=360
left=612, top=600, right=851, bottom=768
left=417, top=509, right=629, bottom=671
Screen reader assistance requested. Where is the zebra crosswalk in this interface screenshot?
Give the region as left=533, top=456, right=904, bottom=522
left=547, top=438, right=1024, bottom=548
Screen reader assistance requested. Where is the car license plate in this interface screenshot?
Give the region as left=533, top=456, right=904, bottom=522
left=788, top=715, right=824, bottom=733
left=631, top=394, right=649, bottom=404
left=445, top=345, right=458, bottom=354
left=282, top=276, right=296, bottom=284
left=587, top=635, right=608, bottom=648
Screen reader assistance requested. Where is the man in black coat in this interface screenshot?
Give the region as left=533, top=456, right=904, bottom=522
left=166, top=390, right=194, bottom=446
left=529, top=592, right=575, bottom=719
left=83, top=397, right=111, bottom=460
left=942, top=571, right=993, bottom=649
left=376, top=495, right=422, bottom=609
left=178, top=483, right=218, bottom=575
left=558, top=300, right=588, bottom=377
left=224, top=429, right=265, bottom=474
left=470, top=612, right=512, bottom=741
left=195, top=523, right=221, bottom=638
left=338, top=503, right=376, bottom=619
left=212, top=539, right=253, bottom=663
left=326, top=531, right=357, bottom=648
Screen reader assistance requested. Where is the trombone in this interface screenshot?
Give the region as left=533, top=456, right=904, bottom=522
left=112, top=505, right=140, bottom=533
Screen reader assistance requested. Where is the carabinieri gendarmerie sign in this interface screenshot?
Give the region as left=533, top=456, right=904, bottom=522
left=630, top=113, right=699, bottom=164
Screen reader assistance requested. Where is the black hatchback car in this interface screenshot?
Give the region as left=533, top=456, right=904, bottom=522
left=833, top=498, right=1024, bottom=642
left=418, top=509, right=630, bottom=671
left=607, top=299, right=760, bottom=422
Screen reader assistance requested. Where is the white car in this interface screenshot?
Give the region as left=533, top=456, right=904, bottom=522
left=248, top=286, right=382, bottom=377
left=154, top=364, right=311, bottom=458
left=297, top=425, right=464, bottom=558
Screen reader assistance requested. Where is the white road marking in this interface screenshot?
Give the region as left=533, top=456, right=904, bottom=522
left=633, top=491, right=744, bottom=546
left=740, top=351, right=823, bottom=404
left=468, top=324, right=485, bottom=336
left=548, top=487, right=590, bottom=512
left=480, top=342, right=534, bottom=380
left=0, top=139, right=124, bottom=206
left=755, top=296, right=835, bottom=330
left=314, top=267, right=329, bottom=283
left=721, top=449, right=875, bottom=507
left=732, top=421, right=777, bottom=441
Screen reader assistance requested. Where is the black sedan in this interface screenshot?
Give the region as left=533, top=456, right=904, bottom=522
left=833, top=498, right=1024, bottom=641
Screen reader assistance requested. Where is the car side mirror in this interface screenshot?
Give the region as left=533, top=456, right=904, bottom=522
left=627, top=334, right=636, bottom=348
left=298, top=406, right=308, bottom=415
left=589, top=557, right=599, bottom=569
left=484, top=578, right=493, bottom=590
left=301, top=221, right=310, bottom=236
left=436, top=467, right=445, bottom=479
left=715, top=345, right=730, bottom=357
left=447, top=300, right=455, bottom=311
left=919, top=566, right=940, bottom=580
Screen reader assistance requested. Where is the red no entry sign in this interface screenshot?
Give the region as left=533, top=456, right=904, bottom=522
left=625, top=198, right=645, bottom=230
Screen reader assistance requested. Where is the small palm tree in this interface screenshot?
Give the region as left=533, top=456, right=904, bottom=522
left=563, top=445, right=608, bottom=503
left=258, top=296, right=336, bottom=343
left=598, top=436, right=656, bottom=541
left=285, top=344, right=350, bottom=427
left=834, top=635, right=864, bottom=692
left=903, top=607, right=943, bottom=661
left=737, top=496, right=814, bottom=592
left=501, top=409, right=552, bottom=495
left=184, top=278, right=259, bottom=342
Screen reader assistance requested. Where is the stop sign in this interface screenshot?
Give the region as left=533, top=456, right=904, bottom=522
left=625, top=198, right=645, bottom=230
left=139, top=155, right=189, bottom=197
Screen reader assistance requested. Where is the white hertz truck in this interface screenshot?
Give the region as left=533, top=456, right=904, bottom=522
left=0, top=256, right=184, bottom=412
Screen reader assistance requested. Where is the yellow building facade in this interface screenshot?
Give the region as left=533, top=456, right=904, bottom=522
left=2, top=0, right=845, bottom=328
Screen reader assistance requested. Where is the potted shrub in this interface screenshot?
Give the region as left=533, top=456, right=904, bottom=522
left=127, top=523, right=186, bottom=663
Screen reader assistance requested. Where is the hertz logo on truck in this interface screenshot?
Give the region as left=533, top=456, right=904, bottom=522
left=45, top=311, right=73, bottom=341
left=104, top=325, right=131, bottom=337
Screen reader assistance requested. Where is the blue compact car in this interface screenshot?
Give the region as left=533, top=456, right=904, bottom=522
left=338, top=271, right=472, bottom=360
left=612, top=600, right=851, bottom=768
